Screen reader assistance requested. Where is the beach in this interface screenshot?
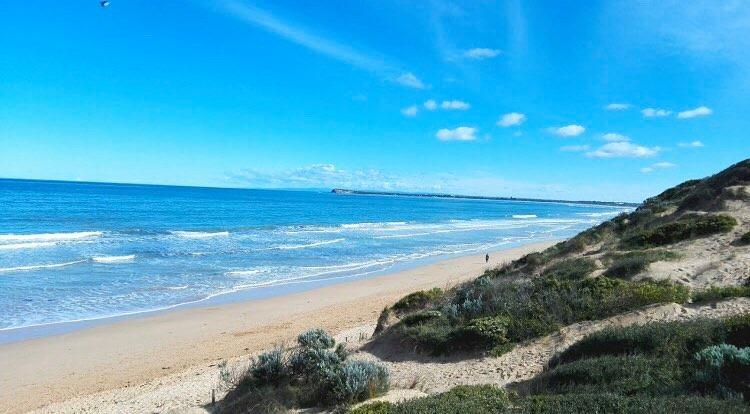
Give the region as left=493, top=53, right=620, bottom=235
left=0, top=241, right=555, bottom=413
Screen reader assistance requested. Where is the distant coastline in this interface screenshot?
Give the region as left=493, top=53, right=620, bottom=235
left=331, top=188, right=640, bottom=208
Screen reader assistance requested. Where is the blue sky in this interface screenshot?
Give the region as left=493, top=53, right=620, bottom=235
left=1, top=0, right=749, bottom=202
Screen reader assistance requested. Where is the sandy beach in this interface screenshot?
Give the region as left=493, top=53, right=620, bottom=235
left=0, top=241, right=555, bottom=413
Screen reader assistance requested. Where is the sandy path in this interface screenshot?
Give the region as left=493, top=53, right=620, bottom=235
left=0, top=242, right=555, bottom=414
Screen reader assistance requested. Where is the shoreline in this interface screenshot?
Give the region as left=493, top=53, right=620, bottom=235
left=0, top=241, right=556, bottom=413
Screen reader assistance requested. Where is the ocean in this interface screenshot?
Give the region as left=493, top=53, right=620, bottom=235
left=0, top=179, right=630, bottom=333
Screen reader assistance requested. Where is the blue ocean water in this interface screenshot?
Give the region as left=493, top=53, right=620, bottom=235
left=0, top=179, right=629, bottom=331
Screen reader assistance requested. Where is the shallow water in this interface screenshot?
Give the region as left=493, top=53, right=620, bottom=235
left=0, top=179, right=629, bottom=331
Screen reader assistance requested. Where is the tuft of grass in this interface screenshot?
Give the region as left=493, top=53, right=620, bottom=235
left=737, top=231, right=750, bottom=246
left=622, top=214, right=737, bottom=249
left=603, top=250, right=679, bottom=279
left=217, top=329, right=389, bottom=412
left=389, top=276, right=689, bottom=355
left=692, top=286, right=750, bottom=303
left=527, top=355, right=683, bottom=397
left=542, top=258, right=597, bottom=280
left=392, top=288, right=444, bottom=315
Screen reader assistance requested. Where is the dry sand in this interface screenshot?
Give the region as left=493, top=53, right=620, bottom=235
left=0, top=241, right=556, bottom=413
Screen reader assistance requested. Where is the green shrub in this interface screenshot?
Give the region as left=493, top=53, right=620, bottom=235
left=692, top=286, right=750, bottom=303
left=297, top=328, right=336, bottom=349
left=738, top=231, right=750, bottom=246
left=392, top=288, right=443, bottom=314
left=518, top=393, right=749, bottom=414
left=542, top=258, right=597, bottom=280
left=603, top=250, right=679, bottom=279
left=694, top=344, right=750, bottom=400
left=218, top=329, right=390, bottom=412
left=350, top=389, right=750, bottom=414
left=333, top=361, right=390, bottom=405
left=462, top=316, right=511, bottom=346
left=623, top=214, right=737, bottom=248
left=555, top=319, right=728, bottom=366
left=401, top=310, right=444, bottom=326
left=389, top=277, right=689, bottom=356
left=527, top=355, right=683, bottom=396
left=353, top=385, right=511, bottom=414
left=251, top=346, right=290, bottom=385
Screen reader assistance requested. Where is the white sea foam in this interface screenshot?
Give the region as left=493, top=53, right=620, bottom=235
left=166, top=285, right=189, bottom=290
left=513, top=214, right=538, bottom=219
left=226, top=269, right=263, bottom=277
left=0, top=231, right=102, bottom=243
left=577, top=211, right=624, bottom=217
left=92, top=254, right=136, bottom=263
left=170, top=231, right=229, bottom=239
left=0, top=241, right=58, bottom=250
left=339, top=221, right=408, bottom=230
left=276, top=238, right=345, bottom=250
left=0, top=260, right=87, bottom=273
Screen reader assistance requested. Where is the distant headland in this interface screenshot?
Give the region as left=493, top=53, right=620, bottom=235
left=331, top=188, right=640, bottom=208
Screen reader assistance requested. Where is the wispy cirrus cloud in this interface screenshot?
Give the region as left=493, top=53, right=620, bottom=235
left=560, top=145, right=590, bottom=152
left=602, top=133, right=630, bottom=142
left=678, top=140, right=705, bottom=148
left=217, top=0, right=424, bottom=88
left=464, top=48, right=501, bottom=59
left=642, top=108, right=672, bottom=118
left=641, top=161, right=676, bottom=173
left=605, top=103, right=631, bottom=111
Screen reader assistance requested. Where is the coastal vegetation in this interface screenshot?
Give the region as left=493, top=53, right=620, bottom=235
left=220, top=159, right=750, bottom=412
left=216, top=329, right=389, bottom=412
left=353, top=315, right=750, bottom=413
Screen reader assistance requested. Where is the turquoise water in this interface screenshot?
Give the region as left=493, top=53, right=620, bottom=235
left=0, top=179, right=629, bottom=331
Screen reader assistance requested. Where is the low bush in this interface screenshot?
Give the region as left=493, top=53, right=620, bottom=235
left=518, top=393, right=749, bottom=414
left=555, top=318, right=729, bottom=366
left=217, top=328, right=389, bottom=412
left=350, top=388, right=749, bottom=414
left=603, top=250, right=679, bottom=279
left=692, top=286, right=750, bottom=303
left=738, top=231, right=750, bottom=246
left=694, top=344, right=750, bottom=400
left=390, top=276, right=689, bottom=355
left=392, top=288, right=443, bottom=314
left=622, top=214, right=737, bottom=249
left=542, top=258, right=597, bottom=280
left=527, top=355, right=682, bottom=396
left=351, top=385, right=511, bottom=414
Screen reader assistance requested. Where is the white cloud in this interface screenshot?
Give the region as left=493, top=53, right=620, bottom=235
left=586, top=142, right=661, bottom=158
left=642, top=108, right=672, bottom=117
left=424, top=100, right=438, bottom=110
left=401, top=105, right=418, bottom=117
left=464, top=48, right=501, bottom=59
left=436, top=126, right=478, bottom=141
left=440, top=100, right=470, bottom=110
left=560, top=145, right=590, bottom=152
left=605, top=103, right=631, bottom=110
left=396, top=72, right=425, bottom=89
left=497, top=112, right=526, bottom=127
left=219, top=1, right=421, bottom=89
left=677, top=106, right=712, bottom=119
left=602, top=133, right=630, bottom=142
left=678, top=140, right=705, bottom=148
left=641, top=161, right=676, bottom=173
left=551, top=124, right=586, bottom=137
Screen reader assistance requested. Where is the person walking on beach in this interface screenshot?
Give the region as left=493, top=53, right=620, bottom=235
left=485, top=253, right=489, bottom=263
